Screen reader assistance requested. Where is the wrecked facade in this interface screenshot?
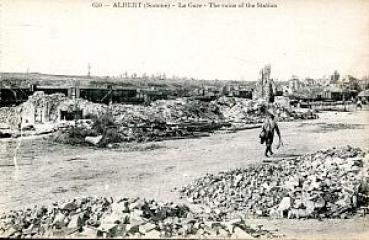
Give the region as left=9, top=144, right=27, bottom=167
left=0, top=92, right=106, bottom=129
left=253, top=65, right=276, bottom=103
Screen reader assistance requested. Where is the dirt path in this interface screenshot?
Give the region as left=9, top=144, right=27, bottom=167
left=0, top=110, right=369, bottom=238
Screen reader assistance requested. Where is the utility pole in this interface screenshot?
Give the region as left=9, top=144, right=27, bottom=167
left=87, top=63, right=91, bottom=78
left=0, top=73, right=2, bottom=104
left=74, top=79, right=77, bottom=127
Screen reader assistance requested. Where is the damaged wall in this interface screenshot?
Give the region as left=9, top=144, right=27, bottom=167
left=253, top=65, right=277, bottom=103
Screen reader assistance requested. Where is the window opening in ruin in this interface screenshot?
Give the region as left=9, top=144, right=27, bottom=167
left=60, top=110, right=83, bottom=121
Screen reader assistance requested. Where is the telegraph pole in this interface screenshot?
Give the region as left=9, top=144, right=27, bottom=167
left=0, top=73, right=2, bottom=104
left=88, top=63, right=91, bottom=78
left=74, top=79, right=77, bottom=127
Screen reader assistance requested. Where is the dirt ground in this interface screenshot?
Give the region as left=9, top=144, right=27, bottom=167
left=1, top=110, right=369, bottom=239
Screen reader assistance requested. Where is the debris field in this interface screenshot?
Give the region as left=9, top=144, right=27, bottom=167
left=0, top=92, right=318, bottom=146
left=1, top=146, right=368, bottom=238
left=0, top=197, right=280, bottom=239
left=179, top=146, right=369, bottom=220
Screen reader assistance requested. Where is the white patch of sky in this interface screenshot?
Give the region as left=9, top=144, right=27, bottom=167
left=2, top=0, right=368, bottom=81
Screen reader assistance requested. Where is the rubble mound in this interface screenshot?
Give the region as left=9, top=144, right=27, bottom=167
left=214, top=96, right=318, bottom=126
left=0, top=197, right=279, bottom=238
left=111, top=99, right=224, bottom=132
left=54, top=97, right=318, bottom=146
left=1, top=93, right=318, bottom=144
left=54, top=99, right=227, bottom=146
left=179, top=146, right=369, bottom=219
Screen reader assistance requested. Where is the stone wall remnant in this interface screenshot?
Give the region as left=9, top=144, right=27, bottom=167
left=253, top=65, right=276, bottom=103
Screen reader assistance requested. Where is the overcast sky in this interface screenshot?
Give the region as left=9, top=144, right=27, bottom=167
left=1, top=0, right=368, bottom=81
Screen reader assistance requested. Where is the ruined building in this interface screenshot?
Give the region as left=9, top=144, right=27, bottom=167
left=253, top=65, right=276, bottom=103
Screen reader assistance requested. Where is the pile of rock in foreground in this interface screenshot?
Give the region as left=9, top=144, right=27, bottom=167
left=179, top=146, right=369, bottom=219
left=0, top=197, right=280, bottom=238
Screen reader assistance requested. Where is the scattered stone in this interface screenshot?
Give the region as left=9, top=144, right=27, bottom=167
left=232, top=226, right=255, bottom=239
left=85, top=135, right=103, bottom=146
left=0, top=196, right=277, bottom=238
left=179, top=146, right=369, bottom=219
left=278, top=197, right=292, bottom=212
left=139, top=222, right=156, bottom=233
left=67, top=214, right=82, bottom=229
left=52, top=212, right=66, bottom=229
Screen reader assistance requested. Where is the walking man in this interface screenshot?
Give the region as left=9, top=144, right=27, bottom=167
left=260, top=111, right=282, bottom=157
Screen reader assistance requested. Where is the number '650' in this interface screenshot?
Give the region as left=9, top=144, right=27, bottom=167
left=92, top=2, right=102, bottom=8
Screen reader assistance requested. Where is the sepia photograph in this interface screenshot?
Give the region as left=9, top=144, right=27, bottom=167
left=0, top=0, right=369, bottom=239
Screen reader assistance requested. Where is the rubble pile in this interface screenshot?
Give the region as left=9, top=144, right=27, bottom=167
left=58, top=98, right=107, bottom=119
left=0, top=197, right=279, bottom=238
left=179, top=146, right=369, bottom=219
left=111, top=99, right=222, bottom=126
left=1, top=92, right=318, bottom=143
left=105, top=99, right=225, bottom=143
left=151, top=99, right=221, bottom=123
left=214, top=97, right=318, bottom=127
left=215, top=97, right=263, bottom=124
left=55, top=98, right=226, bottom=146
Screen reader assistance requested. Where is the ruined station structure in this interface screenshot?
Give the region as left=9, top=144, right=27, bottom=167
left=253, top=64, right=276, bottom=103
